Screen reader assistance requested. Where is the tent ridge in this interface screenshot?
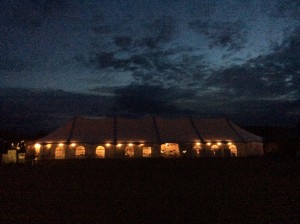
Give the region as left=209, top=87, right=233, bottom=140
left=225, top=118, right=246, bottom=143
left=152, top=116, right=161, bottom=143
left=113, top=116, right=118, bottom=145
left=66, top=116, right=77, bottom=145
left=189, top=117, right=205, bottom=143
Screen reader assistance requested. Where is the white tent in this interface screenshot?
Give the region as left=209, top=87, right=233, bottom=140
left=31, top=116, right=263, bottom=159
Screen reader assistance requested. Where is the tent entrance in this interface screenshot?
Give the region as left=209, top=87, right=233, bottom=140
left=125, top=146, right=134, bottom=157
left=96, top=146, right=105, bottom=158
left=143, top=147, right=152, bottom=157
left=55, top=146, right=65, bottom=159
left=229, top=144, right=237, bottom=156
left=75, top=146, right=86, bottom=157
left=161, top=143, right=180, bottom=158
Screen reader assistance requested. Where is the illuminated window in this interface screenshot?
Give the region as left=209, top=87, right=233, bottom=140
left=160, top=143, right=180, bottom=158
left=211, top=144, right=218, bottom=150
left=96, top=146, right=105, bottom=158
left=193, top=144, right=201, bottom=156
left=34, top=143, right=41, bottom=155
left=75, top=146, right=85, bottom=156
left=229, top=144, right=237, bottom=157
left=125, top=146, right=134, bottom=157
left=143, top=147, right=152, bottom=157
left=55, top=146, right=65, bottom=159
left=212, top=144, right=222, bottom=157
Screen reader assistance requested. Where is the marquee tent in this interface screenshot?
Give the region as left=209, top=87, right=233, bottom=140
left=30, top=116, right=263, bottom=159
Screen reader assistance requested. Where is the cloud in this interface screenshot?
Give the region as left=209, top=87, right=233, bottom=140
left=41, top=0, right=70, bottom=16
left=2, top=0, right=42, bottom=29
left=186, top=1, right=216, bottom=17
left=136, top=16, right=177, bottom=49
left=114, top=36, right=132, bottom=48
left=90, top=52, right=116, bottom=68
left=205, top=26, right=300, bottom=100
left=189, top=20, right=247, bottom=51
left=0, top=56, right=27, bottom=72
left=88, top=47, right=207, bottom=87
left=271, top=0, right=300, bottom=19
left=92, top=25, right=114, bottom=34
left=113, top=84, right=196, bottom=116
left=1, top=0, right=71, bottom=30
left=0, top=88, right=114, bottom=133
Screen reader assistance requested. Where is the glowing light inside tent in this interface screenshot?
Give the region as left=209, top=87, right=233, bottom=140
left=196, top=142, right=201, bottom=146
left=217, top=142, right=222, bottom=146
left=207, top=142, right=211, bottom=146
left=161, top=143, right=180, bottom=158
left=106, top=143, right=111, bottom=147
left=34, top=143, right=41, bottom=154
left=228, top=142, right=232, bottom=145
left=143, top=147, right=151, bottom=157
left=75, top=146, right=85, bottom=156
left=46, top=144, right=52, bottom=149
left=117, top=143, right=122, bottom=147
left=229, top=144, right=238, bottom=156
left=70, top=143, right=76, bottom=147
left=128, top=143, right=133, bottom=147
left=125, top=146, right=134, bottom=157
left=96, top=146, right=105, bottom=158
left=59, top=143, right=64, bottom=147
left=139, top=144, right=144, bottom=147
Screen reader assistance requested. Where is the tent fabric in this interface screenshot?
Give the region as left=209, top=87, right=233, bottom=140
left=155, top=117, right=200, bottom=143
left=117, top=117, right=158, bottom=143
left=37, top=116, right=263, bottom=144
left=191, top=118, right=262, bottom=142
left=70, top=117, right=114, bottom=143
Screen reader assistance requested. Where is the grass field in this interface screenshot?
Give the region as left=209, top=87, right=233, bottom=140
left=1, top=158, right=300, bottom=224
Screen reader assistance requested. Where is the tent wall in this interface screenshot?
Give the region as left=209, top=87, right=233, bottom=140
left=27, top=141, right=264, bottom=160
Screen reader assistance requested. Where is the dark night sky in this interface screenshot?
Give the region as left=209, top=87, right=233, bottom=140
left=0, top=0, right=300, bottom=134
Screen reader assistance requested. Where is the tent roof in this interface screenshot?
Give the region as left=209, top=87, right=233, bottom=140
left=37, top=116, right=263, bottom=144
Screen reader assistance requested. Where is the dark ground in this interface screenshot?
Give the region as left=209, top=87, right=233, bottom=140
left=0, top=158, right=300, bottom=224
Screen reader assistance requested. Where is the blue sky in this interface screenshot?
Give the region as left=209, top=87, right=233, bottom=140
left=0, top=0, right=300, bottom=133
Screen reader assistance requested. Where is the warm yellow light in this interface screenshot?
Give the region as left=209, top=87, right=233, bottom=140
left=228, top=142, right=232, bottom=145
left=217, top=142, right=222, bottom=146
left=183, top=150, right=187, bottom=154
left=34, top=143, right=41, bottom=153
left=70, top=143, right=76, bottom=147
left=46, top=144, right=52, bottom=149
left=117, top=143, right=122, bottom=147
left=207, top=142, right=211, bottom=146
left=139, top=144, right=144, bottom=147
left=128, top=143, right=133, bottom=147
left=106, top=143, right=111, bottom=147
left=196, top=142, right=201, bottom=146
left=59, top=143, right=64, bottom=147
left=165, top=143, right=169, bottom=146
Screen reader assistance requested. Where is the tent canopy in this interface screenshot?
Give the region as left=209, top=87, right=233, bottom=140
left=37, top=116, right=263, bottom=144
